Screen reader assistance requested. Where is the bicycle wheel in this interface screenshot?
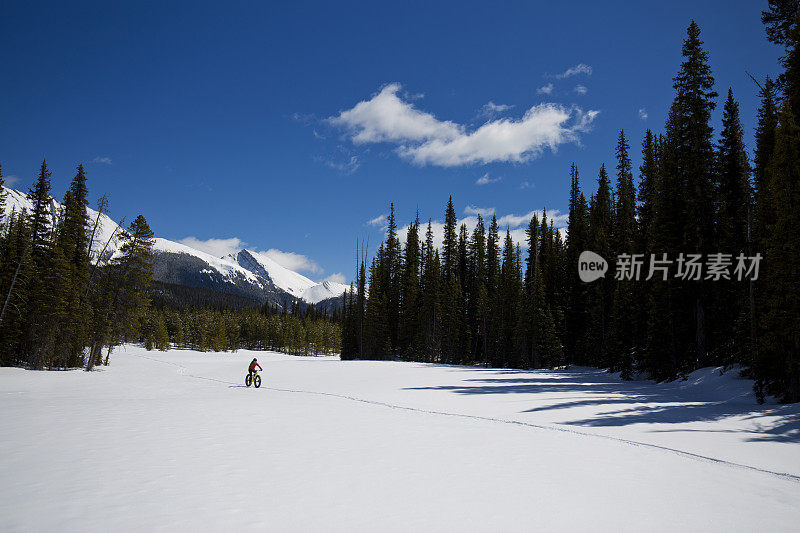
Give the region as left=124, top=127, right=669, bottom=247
left=245, top=374, right=252, bottom=387
left=254, top=375, right=261, bottom=388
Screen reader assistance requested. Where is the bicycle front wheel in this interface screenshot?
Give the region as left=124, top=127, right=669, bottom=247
left=254, top=375, right=261, bottom=388
left=245, top=374, right=252, bottom=387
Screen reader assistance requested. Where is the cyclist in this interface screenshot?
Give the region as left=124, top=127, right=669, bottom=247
left=248, top=358, right=262, bottom=379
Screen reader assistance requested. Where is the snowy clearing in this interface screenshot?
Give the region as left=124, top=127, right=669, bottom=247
left=1, top=346, right=799, bottom=532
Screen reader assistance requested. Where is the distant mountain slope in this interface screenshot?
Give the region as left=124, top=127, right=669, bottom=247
left=1, top=186, right=347, bottom=309
left=227, top=249, right=317, bottom=298
left=301, top=280, right=350, bottom=304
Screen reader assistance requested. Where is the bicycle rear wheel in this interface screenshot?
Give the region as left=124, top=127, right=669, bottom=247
left=245, top=374, right=252, bottom=387
left=254, top=375, right=261, bottom=388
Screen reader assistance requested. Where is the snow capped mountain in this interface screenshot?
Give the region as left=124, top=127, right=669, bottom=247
left=301, top=280, right=350, bottom=304
left=151, top=239, right=286, bottom=306
left=228, top=249, right=317, bottom=299
left=1, top=186, right=347, bottom=308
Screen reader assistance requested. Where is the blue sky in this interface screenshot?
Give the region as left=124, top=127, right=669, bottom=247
left=0, top=1, right=782, bottom=282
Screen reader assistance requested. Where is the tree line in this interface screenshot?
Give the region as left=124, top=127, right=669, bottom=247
left=342, top=4, right=800, bottom=403
left=0, top=160, right=155, bottom=370
left=139, top=302, right=341, bottom=355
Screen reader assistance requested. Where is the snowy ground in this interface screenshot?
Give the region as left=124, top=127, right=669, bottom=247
left=1, top=346, right=799, bottom=532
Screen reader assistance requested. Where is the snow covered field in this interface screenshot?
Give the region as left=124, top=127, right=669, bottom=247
left=1, top=346, right=799, bottom=532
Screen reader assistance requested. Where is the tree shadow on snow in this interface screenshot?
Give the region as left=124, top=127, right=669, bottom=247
left=404, top=367, right=800, bottom=443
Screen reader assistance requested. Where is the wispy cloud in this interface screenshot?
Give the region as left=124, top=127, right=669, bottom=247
left=464, top=205, right=495, bottom=217
left=92, top=156, right=112, bottom=165
left=574, top=85, right=588, bottom=95
left=366, top=214, right=388, bottom=227
left=4, top=174, right=20, bottom=187
left=638, top=108, right=649, bottom=120
left=552, top=63, right=593, bottom=79
left=478, top=101, right=513, bottom=119
left=320, top=155, right=360, bottom=175
left=537, top=83, right=554, bottom=95
left=475, top=173, right=502, bottom=185
left=329, top=83, right=598, bottom=167
left=291, top=112, right=317, bottom=124
left=519, top=180, right=535, bottom=190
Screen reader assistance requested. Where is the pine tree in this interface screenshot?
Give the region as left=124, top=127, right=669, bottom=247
left=762, top=1, right=800, bottom=116
left=671, top=21, right=718, bottom=369
left=54, top=165, right=91, bottom=366
left=364, top=244, right=390, bottom=359
left=610, top=131, right=639, bottom=377
left=385, top=203, right=401, bottom=355
left=713, top=89, right=752, bottom=365
left=442, top=196, right=458, bottom=278
left=587, top=164, right=614, bottom=367
left=417, top=221, right=441, bottom=362
left=486, top=215, right=501, bottom=366
left=399, top=214, right=421, bottom=356
left=565, top=164, right=589, bottom=365
left=23, top=159, right=62, bottom=368
left=468, top=216, right=487, bottom=363
left=754, top=77, right=779, bottom=197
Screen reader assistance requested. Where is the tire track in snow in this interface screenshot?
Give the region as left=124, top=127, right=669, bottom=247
left=130, top=351, right=800, bottom=484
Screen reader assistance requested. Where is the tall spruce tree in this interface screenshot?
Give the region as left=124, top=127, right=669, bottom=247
left=714, top=89, right=752, bottom=364
left=587, top=164, right=614, bottom=367
left=399, top=214, right=421, bottom=356
left=610, top=131, right=638, bottom=377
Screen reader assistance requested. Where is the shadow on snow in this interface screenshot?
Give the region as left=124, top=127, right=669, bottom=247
left=404, top=367, right=800, bottom=443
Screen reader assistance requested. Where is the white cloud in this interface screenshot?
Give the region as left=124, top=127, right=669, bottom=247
left=553, top=63, right=593, bottom=79
left=478, top=101, right=513, bottom=118
left=475, top=173, right=502, bottom=185
left=464, top=205, right=495, bottom=217
left=260, top=249, right=323, bottom=275
left=367, top=214, right=388, bottom=227
left=330, top=83, right=598, bottom=167
left=4, top=174, right=20, bottom=187
left=179, top=236, right=245, bottom=258
left=398, top=209, right=568, bottom=251
left=574, top=85, right=588, bottom=95
left=323, top=272, right=347, bottom=284
left=497, top=209, right=567, bottom=228
left=519, top=180, right=535, bottom=190
left=321, top=155, right=360, bottom=175
left=329, top=82, right=461, bottom=144
left=92, top=156, right=112, bottom=165
left=638, top=108, right=649, bottom=120
left=537, top=83, right=554, bottom=95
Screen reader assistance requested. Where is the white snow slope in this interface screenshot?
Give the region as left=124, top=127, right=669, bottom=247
left=230, top=249, right=317, bottom=298
left=1, top=347, right=799, bottom=532
left=301, top=279, right=350, bottom=304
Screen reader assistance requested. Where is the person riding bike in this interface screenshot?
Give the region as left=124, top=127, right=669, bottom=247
left=248, top=358, right=262, bottom=379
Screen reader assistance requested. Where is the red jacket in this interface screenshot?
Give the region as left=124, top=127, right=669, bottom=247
left=249, top=361, right=262, bottom=372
